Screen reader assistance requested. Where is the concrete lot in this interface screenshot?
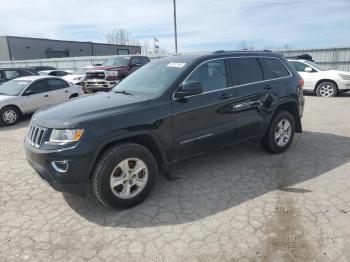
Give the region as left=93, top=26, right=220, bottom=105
left=0, top=94, right=350, bottom=262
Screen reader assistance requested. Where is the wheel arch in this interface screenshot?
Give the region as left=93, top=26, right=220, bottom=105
left=1, top=104, right=23, bottom=117
left=270, top=101, right=302, bottom=133
left=314, top=79, right=339, bottom=92
left=88, top=132, right=169, bottom=180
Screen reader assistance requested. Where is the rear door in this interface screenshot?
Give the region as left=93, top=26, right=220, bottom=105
left=229, top=57, right=271, bottom=141
left=47, top=78, right=71, bottom=105
left=21, top=79, right=51, bottom=113
left=172, top=59, right=235, bottom=160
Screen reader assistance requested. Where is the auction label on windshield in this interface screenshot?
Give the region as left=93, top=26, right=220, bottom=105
left=167, top=62, right=186, bottom=68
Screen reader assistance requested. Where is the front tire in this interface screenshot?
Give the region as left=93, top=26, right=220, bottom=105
left=261, top=111, right=295, bottom=154
left=92, top=143, right=158, bottom=208
left=0, top=106, right=20, bottom=126
left=316, top=82, right=338, bottom=97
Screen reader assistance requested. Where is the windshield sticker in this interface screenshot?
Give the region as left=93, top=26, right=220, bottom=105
left=167, top=62, right=186, bottom=68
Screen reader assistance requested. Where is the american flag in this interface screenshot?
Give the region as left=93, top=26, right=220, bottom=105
left=153, top=36, right=159, bottom=49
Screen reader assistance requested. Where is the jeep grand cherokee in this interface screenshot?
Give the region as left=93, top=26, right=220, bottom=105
left=24, top=51, right=305, bottom=208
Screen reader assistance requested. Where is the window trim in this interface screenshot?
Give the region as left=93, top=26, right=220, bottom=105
left=173, top=56, right=293, bottom=100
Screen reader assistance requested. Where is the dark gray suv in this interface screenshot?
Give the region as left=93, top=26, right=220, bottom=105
left=25, top=51, right=305, bottom=208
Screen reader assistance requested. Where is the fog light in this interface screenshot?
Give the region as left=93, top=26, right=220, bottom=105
left=52, top=161, right=68, bottom=173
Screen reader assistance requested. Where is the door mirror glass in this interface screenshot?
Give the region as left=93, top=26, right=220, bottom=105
left=304, top=67, right=313, bottom=73
left=175, top=81, right=203, bottom=99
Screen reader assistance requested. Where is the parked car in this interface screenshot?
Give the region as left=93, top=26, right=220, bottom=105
left=25, top=51, right=304, bottom=208
left=0, top=68, right=39, bottom=85
left=0, top=76, right=84, bottom=126
left=30, top=66, right=56, bottom=72
left=39, top=70, right=73, bottom=77
left=62, top=66, right=94, bottom=86
left=288, top=59, right=350, bottom=97
left=84, top=55, right=150, bottom=93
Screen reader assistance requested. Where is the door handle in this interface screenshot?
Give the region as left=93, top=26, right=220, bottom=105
left=264, top=84, right=275, bottom=90
left=44, top=94, right=49, bottom=97
left=64, top=90, right=68, bottom=93
left=220, top=93, right=233, bottom=100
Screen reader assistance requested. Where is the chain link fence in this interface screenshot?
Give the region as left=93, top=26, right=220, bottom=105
left=1, top=47, right=349, bottom=71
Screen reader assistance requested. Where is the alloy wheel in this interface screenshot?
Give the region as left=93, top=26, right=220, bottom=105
left=109, top=158, right=149, bottom=199
left=319, top=84, right=335, bottom=97
left=274, top=119, right=292, bottom=147
left=2, top=109, right=17, bottom=124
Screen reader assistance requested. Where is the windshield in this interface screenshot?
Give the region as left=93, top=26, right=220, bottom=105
left=103, top=57, right=130, bottom=67
left=113, top=60, right=189, bottom=96
left=73, top=67, right=90, bottom=75
left=306, top=61, right=327, bottom=71
left=0, top=79, right=32, bottom=96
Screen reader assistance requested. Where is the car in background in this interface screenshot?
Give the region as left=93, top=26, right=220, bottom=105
left=288, top=59, right=350, bottom=97
left=39, top=70, right=73, bottom=77
left=30, top=66, right=56, bottom=72
left=84, top=55, right=150, bottom=93
left=0, top=76, right=84, bottom=126
left=0, top=68, right=39, bottom=85
left=62, top=66, right=94, bottom=86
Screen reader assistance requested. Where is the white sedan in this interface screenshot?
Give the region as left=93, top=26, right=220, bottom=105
left=0, top=76, right=84, bottom=126
left=288, top=59, right=350, bottom=97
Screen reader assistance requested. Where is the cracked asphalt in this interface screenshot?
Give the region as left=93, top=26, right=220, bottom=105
left=1, top=94, right=350, bottom=262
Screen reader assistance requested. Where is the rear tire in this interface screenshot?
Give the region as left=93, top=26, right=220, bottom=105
left=0, top=106, right=21, bottom=126
left=92, top=143, right=158, bottom=208
left=316, top=82, right=338, bottom=97
left=261, top=111, right=295, bottom=154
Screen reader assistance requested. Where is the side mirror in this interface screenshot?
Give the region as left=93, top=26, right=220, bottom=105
left=24, top=90, right=34, bottom=96
left=304, top=67, right=313, bottom=73
left=174, top=81, right=203, bottom=99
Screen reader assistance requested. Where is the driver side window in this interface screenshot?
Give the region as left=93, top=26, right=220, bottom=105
left=187, top=60, right=228, bottom=92
left=25, top=80, right=49, bottom=95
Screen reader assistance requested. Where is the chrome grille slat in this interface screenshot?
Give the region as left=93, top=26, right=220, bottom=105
left=27, top=124, right=47, bottom=148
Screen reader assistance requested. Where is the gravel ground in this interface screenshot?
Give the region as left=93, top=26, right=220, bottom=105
left=0, top=94, right=350, bottom=262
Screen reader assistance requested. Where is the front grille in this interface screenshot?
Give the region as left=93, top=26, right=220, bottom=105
left=27, top=124, right=47, bottom=148
left=86, top=72, right=105, bottom=79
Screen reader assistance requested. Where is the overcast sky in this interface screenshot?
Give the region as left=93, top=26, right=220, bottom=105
left=0, top=0, right=349, bottom=52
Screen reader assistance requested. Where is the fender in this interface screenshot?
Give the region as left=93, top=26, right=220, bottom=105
left=86, top=129, right=170, bottom=180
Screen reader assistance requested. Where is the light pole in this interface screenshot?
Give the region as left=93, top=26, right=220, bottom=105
left=173, top=0, right=178, bottom=54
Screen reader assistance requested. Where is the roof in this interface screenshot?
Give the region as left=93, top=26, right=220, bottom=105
left=12, top=75, right=60, bottom=81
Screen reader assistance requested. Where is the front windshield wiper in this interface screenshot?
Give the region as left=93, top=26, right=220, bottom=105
left=114, top=90, right=134, bottom=96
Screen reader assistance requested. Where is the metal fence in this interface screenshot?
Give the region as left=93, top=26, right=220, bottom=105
left=1, top=47, right=350, bottom=71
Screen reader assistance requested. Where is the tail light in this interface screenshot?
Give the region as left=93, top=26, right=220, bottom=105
left=298, top=79, right=304, bottom=89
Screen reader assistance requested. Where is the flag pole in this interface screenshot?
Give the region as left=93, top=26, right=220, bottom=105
left=173, top=0, right=178, bottom=54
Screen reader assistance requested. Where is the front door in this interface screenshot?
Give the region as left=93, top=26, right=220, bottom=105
left=21, top=79, right=51, bottom=113
left=172, top=59, right=235, bottom=160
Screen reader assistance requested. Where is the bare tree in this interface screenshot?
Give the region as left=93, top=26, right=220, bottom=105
left=141, top=40, right=150, bottom=54
left=105, top=28, right=136, bottom=45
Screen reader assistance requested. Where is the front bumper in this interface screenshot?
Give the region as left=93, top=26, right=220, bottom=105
left=24, top=141, right=92, bottom=195
left=339, top=79, right=350, bottom=92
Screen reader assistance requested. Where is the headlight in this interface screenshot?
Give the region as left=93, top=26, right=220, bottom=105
left=49, top=129, right=84, bottom=144
left=339, top=74, right=350, bottom=80
left=105, top=71, right=118, bottom=77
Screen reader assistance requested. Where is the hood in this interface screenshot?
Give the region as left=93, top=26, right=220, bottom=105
left=326, top=70, right=350, bottom=75
left=32, top=92, right=149, bottom=128
left=88, top=66, right=128, bottom=71
left=63, top=74, right=83, bottom=81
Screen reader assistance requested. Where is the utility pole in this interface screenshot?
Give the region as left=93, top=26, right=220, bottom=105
left=173, top=0, right=178, bottom=54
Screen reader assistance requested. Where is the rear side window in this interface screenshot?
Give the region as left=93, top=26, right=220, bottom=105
left=229, top=58, right=263, bottom=85
left=48, top=79, right=69, bottom=91
left=140, top=57, right=150, bottom=65
left=259, top=58, right=290, bottom=79
left=187, top=60, right=228, bottom=92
